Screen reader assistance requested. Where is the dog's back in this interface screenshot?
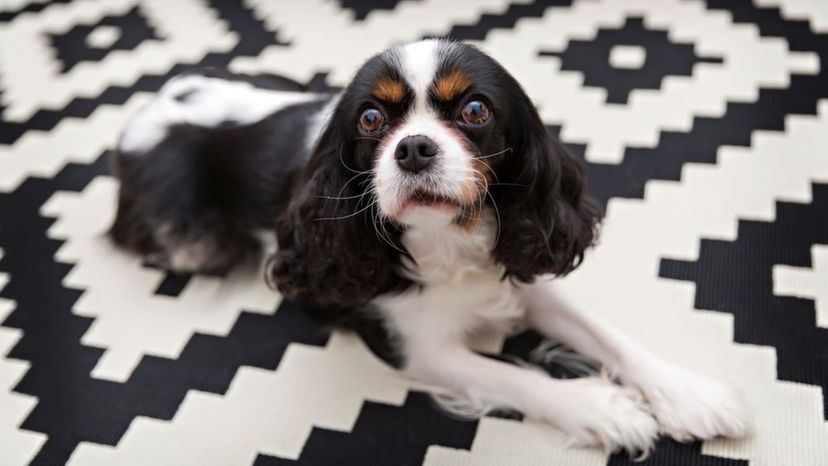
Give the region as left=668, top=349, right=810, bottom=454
left=110, top=70, right=334, bottom=273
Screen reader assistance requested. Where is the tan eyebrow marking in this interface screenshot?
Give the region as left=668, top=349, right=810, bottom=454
left=433, top=71, right=473, bottom=101
left=371, top=77, right=406, bottom=103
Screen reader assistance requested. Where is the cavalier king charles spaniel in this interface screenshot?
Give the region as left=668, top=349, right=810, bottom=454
left=111, top=39, right=751, bottom=454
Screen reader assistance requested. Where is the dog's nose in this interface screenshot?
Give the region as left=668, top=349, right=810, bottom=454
left=395, top=135, right=439, bottom=173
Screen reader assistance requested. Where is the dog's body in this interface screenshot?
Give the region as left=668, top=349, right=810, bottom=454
left=111, top=39, right=750, bottom=454
left=112, top=70, right=335, bottom=272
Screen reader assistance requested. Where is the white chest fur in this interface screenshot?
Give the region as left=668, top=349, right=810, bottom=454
left=375, top=208, right=524, bottom=345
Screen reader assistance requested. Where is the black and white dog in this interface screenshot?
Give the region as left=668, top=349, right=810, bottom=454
left=111, top=39, right=750, bottom=453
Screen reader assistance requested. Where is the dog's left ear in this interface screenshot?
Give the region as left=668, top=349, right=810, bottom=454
left=492, top=90, right=601, bottom=282
left=266, top=112, right=406, bottom=313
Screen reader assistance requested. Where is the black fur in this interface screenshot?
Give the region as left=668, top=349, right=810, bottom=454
left=490, top=73, right=601, bottom=281
left=267, top=53, right=414, bottom=314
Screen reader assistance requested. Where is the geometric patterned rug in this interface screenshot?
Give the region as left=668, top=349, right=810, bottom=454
left=1, top=1, right=826, bottom=465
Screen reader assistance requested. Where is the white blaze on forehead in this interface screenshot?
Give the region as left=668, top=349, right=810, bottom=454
left=399, top=40, right=441, bottom=114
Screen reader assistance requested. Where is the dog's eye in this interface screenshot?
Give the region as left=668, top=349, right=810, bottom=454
left=359, top=108, right=384, bottom=133
left=460, top=100, right=490, bottom=126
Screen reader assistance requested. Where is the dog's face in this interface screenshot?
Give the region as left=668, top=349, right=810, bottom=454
left=270, top=40, right=600, bottom=309
left=342, top=40, right=513, bottom=226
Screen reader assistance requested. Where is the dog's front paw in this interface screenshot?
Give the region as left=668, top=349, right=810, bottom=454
left=635, top=362, right=752, bottom=442
left=532, top=377, right=659, bottom=455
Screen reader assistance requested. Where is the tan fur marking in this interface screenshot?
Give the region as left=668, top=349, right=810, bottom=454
left=457, top=180, right=479, bottom=206
left=434, top=71, right=473, bottom=101
left=472, top=159, right=496, bottom=185
left=372, top=78, right=405, bottom=103
left=456, top=158, right=493, bottom=230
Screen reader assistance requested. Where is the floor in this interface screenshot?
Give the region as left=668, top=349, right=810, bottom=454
left=0, top=0, right=826, bottom=465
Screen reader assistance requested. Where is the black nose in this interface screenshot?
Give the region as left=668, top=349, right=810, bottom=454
left=395, top=135, right=439, bottom=173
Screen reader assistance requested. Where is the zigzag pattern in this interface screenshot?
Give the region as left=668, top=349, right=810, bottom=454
left=1, top=1, right=827, bottom=465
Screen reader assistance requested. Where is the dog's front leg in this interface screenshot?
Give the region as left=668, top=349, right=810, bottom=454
left=520, top=279, right=752, bottom=442
left=388, top=306, right=659, bottom=454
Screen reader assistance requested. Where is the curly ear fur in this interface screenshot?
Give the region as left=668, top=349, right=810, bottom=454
left=266, top=122, right=409, bottom=314
left=492, top=90, right=601, bottom=282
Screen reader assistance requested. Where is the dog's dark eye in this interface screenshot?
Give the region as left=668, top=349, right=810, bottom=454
left=460, top=100, right=490, bottom=126
left=359, top=108, right=384, bottom=133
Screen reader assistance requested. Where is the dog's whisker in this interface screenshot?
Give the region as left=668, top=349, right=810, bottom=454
left=339, top=145, right=371, bottom=175
left=315, top=193, right=366, bottom=200
left=332, top=170, right=370, bottom=202
left=488, top=182, right=527, bottom=188
left=485, top=190, right=502, bottom=249
left=368, top=197, right=407, bottom=254
left=375, top=210, right=407, bottom=255
left=315, top=199, right=377, bottom=221
left=476, top=147, right=513, bottom=160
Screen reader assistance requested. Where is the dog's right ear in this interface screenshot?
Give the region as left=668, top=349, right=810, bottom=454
left=266, top=115, right=406, bottom=312
left=491, top=80, right=601, bottom=283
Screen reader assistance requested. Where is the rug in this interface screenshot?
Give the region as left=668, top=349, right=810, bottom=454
left=1, top=0, right=826, bottom=465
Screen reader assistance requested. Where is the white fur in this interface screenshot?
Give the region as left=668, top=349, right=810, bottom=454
left=167, top=240, right=215, bottom=273
left=148, top=224, right=220, bottom=273
left=375, top=207, right=751, bottom=454
left=624, top=356, right=753, bottom=441
left=120, top=75, right=323, bottom=153
left=529, top=377, right=659, bottom=454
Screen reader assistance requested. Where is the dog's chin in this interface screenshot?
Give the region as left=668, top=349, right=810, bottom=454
left=397, top=204, right=459, bottom=228
left=393, top=192, right=462, bottom=228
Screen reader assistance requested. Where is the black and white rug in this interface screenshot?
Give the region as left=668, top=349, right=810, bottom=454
left=1, top=0, right=826, bottom=465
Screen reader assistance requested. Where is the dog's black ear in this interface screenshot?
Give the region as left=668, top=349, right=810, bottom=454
left=492, top=90, right=601, bottom=282
left=266, top=118, right=406, bottom=313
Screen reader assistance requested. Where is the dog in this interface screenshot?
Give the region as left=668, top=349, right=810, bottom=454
left=111, top=39, right=751, bottom=454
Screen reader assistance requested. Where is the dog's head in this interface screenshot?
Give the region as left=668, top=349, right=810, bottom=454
left=269, top=39, right=600, bottom=310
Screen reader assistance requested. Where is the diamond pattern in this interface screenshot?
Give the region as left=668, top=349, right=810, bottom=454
left=1, top=1, right=827, bottom=465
